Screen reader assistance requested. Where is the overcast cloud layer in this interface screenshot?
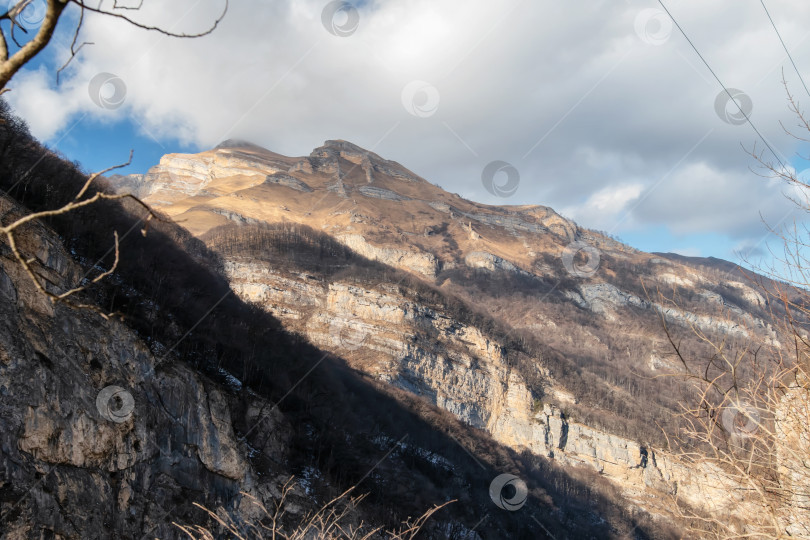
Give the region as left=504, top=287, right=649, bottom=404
left=8, top=0, right=810, bottom=261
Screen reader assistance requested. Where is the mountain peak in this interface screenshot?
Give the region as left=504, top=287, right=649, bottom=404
left=215, top=139, right=271, bottom=152
left=323, top=139, right=367, bottom=151
left=313, top=139, right=385, bottom=161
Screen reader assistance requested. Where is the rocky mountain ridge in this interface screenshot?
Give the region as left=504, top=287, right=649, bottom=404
left=0, top=116, right=800, bottom=537
left=3, top=110, right=690, bottom=539
left=102, top=138, right=798, bottom=533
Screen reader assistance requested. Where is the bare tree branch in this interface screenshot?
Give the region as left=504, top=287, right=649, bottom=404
left=0, top=0, right=68, bottom=90
left=662, top=79, right=810, bottom=539
left=69, top=0, right=228, bottom=39
left=0, top=151, right=162, bottom=319
left=56, top=0, right=92, bottom=83
left=0, top=0, right=229, bottom=92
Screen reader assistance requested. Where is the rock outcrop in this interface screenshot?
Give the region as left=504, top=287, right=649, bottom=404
left=464, top=251, right=528, bottom=275
left=337, top=234, right=439, bottom=278
left=264, top=173, right=312, bottom=192
left=567, top=282, right=777, bottom=339
left=0, top=198, right=293, bottom=539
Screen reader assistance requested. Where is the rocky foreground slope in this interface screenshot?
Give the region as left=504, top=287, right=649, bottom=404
left=0, top=196, right=285, bottom=538
left=101, top=139, right=799, bottom=534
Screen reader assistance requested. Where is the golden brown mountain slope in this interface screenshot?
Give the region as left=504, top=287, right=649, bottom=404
left=107, top=139, right=792, bottom=533
left=127, top=139, right=581, bottom=274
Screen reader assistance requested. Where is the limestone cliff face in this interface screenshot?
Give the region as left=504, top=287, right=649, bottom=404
left=137, top=147, right=294, bottom=205
left=336, top=234, right=439, bottom=278
left=566, top=282, right=778, bottom=340
left=221, top=256, right=758, bottom=524
left=464, top=251, right=529, bottom=275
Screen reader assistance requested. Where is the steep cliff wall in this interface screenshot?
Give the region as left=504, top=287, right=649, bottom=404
left=221, top=255, right=759, bottom=525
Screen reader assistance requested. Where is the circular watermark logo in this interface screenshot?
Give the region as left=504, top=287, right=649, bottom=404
left=329, top=319, right=369, bottom=351
left=88, top=73, right=127, bottom=110
left=721, top=401, right=760, bottom=440
left=489, top=473, right=527, bottom=511
left=7, top=0, right=46, bottom=30
left=562, top=241, right=600, bottom=278
left=715, top=88, right=752, bottom=125
left=321, top=1, right=359, bottom=37
left=481, top=160, right=520, bottom=198
left=401, top=80, right=440, bottom=118
left=96, top=385, right=135, bottom=423
left=634, top=8, right=672, bottom=45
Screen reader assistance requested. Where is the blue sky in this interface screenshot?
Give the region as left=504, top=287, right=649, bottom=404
left=48, top=110, right=198, bottom=176
left=6, top=0, right=810, bottom=273
left=37, top=112, right=185, bottom=175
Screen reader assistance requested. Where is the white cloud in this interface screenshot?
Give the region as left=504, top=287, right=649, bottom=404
left=6, top=0, right=810, bottom=254
left=561, top=183, right=644, bottom=230
left=7, top=68, right=73, bottom=139
left=633, top=161, right=796, bottom=239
